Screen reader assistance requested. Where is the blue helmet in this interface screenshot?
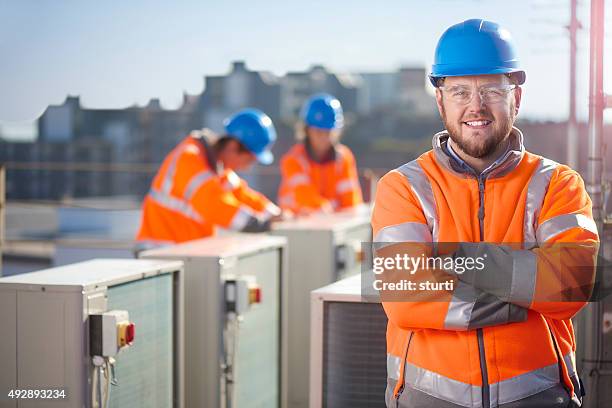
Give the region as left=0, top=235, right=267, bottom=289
left=301, top=93, right=344, bottom=130
left=223, top=108, right=276, bottom=165
left=429, top=19, right=526, bottom=87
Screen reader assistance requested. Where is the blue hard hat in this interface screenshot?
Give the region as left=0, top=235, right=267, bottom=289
left=429, top=19, right=526, bottom=87
left=301, top=93, right=344, bottom=130
left=223, top=108, right=276, bottom=165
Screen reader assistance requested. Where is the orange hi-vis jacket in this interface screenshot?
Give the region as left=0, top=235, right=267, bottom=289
left=136, top=134, right=279, bottom=248
left=277, top=142, right=363, bottom=215
left=372, top=127, right=599, bottom=408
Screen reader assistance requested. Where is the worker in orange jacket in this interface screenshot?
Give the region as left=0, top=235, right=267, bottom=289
left=278, top=93, right=363, bottom=215
left=136, top=108, right=281, bottom=250
left=372, top=19, right=599, bottom=407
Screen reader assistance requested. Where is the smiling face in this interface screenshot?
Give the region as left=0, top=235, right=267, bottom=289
left=435, top=74, right=522, bottom=159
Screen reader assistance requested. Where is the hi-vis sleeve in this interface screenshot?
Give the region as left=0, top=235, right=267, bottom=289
left=372, top=167, right=527, bottom=331
left=454, top=167, right=599, bottom=321
left=221, top=170, right=280, bottom=220
left=336, top=147, right=364, bottom=209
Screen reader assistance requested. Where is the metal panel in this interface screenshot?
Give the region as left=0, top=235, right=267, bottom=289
left=322, top=302, right=387, bottom=408
left=17, top=290, right=85, bottom=408
left=106, top=274, right=174, bottom=408
left=224, top=250, right=281, bottom=408
left=0, top=290, right=16, bottom=408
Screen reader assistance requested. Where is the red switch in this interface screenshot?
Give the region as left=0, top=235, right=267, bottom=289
left=126, top=323, right=136, bottom=345
left=249, top=286, right=262, bottom=304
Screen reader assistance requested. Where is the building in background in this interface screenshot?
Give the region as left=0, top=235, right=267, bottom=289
left=1, top=61, right=444, bottom=201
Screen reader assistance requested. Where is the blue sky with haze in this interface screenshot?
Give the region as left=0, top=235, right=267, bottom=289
left=0, top=0, right=609, bottom=139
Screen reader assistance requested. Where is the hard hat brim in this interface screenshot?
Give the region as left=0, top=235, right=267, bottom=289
left=429, top=69, right=526, bottom=87
left=256, top=150, right=273, bottom=165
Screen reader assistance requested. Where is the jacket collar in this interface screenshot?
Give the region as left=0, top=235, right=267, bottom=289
left=304, top=138, right=338, bottom=164
left=190, top=132, right=219, bottom=174
left=432, top=126, right=525, bottom=179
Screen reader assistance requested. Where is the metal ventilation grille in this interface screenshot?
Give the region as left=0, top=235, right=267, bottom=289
left=107, top=274, right=174, bottom=408
left=323, top=301, right=388, bottom=407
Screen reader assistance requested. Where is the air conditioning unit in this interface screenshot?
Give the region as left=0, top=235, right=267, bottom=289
left=270, top=206, right=372, bottom=408
left=139, top=233, right=287, bottom=408
left=310, top=274, right=387, bottom=408
left=0, top=258, right=184, bottom=408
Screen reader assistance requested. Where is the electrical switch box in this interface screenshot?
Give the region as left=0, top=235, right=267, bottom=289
left=90, top=310, right=134, bottom=357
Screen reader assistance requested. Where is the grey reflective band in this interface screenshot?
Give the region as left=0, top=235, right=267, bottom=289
left=148, top=189, right=203, bottom=223
left=336, top=178, right=356, bottom=194
left=373, top=221, right=433, bottom=243
left=524, top=158, right=558, bottom=246
left=162, top=144, right=188, bottom=194
left=223, top=171, right=241, bottom=191
left=287, top=173, right=310, bottom=188
left=490, top=362, right=560, bottom=405
left=536, top=213, right=599, bottom=243
left=183, top=170, right=213, bottom=200
left=229, top=206, right=256, bottom=230
left=387, top=352, right=572, bottom=408
left=387, top=354, right=402, bottom=383
left=396, top=161, right=439, bottom=242
left=444, top=280, right=479, bottom=331
left=508, top=249, right=538, bottom=307
left=564, top=352, right=577, bottom=378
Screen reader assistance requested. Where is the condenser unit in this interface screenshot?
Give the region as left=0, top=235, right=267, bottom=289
left=310, top=274, right=387, bottom=408
left=0, top=258, right=184, bottom=408
left=139, top=233, right=287, bottom=408
left=270, top=207, right=372, bottom=408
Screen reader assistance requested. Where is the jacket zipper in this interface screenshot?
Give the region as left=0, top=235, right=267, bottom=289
left=395, top=331, right=414, bottom=407
left=476, top=175, right=490, bottom=408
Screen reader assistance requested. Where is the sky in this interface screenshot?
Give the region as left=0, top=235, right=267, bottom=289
left=0, top=0, right=610, bottom=140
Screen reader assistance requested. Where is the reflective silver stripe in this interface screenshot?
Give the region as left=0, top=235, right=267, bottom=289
left=508, top=249, right=538, bottom=307
left=564, top=352, right=577, bottom=378
left=286, top=173, right=310, bottom=188
left=524, top=158, right=558, bottom=246
left=263, top=202, right=281, bottom=219
left=162, top=144, right=188, bottom=194
left=336, top=178, right=356, bottom=194
left=405, top=362, right=482, bottom=408
left=388, top=353, right=568, bottom=408
left=536, top=213, right=599, bottom=243
left=223, top=171, right=241, bottom=191
left=148, top=189, right=203, bottom=223
left=444, top=281, right=479, bottom=331
left=374, top=222, right=432, bottom=243
left=229, top=206, right=255, bottom=230
left=490, top=361, right=560, bottom=405
left=183, top=170, right=213, bottom=200
left=396, top=161, right=439, bottom=242
left=387, top=354, right=402, bottom=381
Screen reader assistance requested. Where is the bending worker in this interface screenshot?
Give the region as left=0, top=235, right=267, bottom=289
left=278, top=93, right=363, bottom=215
left=372, top=19, right=599, bottom=407
left=136, top=108, right=281, bottom=250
